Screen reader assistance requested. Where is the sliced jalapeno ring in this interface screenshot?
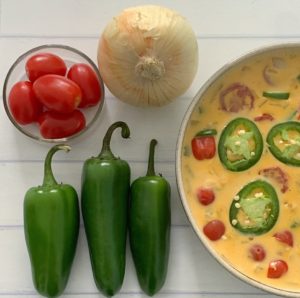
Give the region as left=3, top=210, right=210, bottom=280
left=218, top=117, right=263, bottom=172
left=230, top=180, right=279, bottom=235
left=195, top=128, right=217, bottom=137
left=263, top=91, right=290, bottom=100
left=267, top=121, right=300, bottom=166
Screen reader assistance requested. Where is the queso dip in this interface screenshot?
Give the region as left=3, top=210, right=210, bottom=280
left=180, top=46, right=300, bottom=292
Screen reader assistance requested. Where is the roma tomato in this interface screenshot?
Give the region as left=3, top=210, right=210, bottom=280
left=33, top=74, right=82, bottom=113
left=273, top=230, right=294, bottom=247
left=191, top=136, right=216, bottom=160
left=8, top=81, right=42, bottom=125
left=267, top=260, right=288, bottom=278
left=25, top=53, right=67, bottom=82
left=67, top=63, right=102, bottom=108
left=249, top=244, right=266, bottom=261
left=203, top=220, right=225, bottom=241
left=197, top=188, right=215, bottom=205
left=38, top=110, right=86, bottom=139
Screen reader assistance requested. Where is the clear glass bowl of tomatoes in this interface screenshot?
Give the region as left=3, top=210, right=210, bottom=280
left=3, top=44, right=105, bottom=142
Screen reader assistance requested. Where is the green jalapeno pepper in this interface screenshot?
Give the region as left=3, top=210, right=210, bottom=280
left=263, top=91, right=290, bottom=100
left=229, top=180, right=279, bottom=235
left=81, top=121, right=130, bottom=296
left=195, top=128, right=217, bottom=136
left=24, top=144, right=80, bottom=298
left=218, top=117, right=263, bottom=171
left=129, top=139, right=171, bottom=296
left=267, top=121, right=300, bottom=166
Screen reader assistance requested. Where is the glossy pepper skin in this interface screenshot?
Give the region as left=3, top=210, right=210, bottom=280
left=218, top=117, right=263, bottom=171
left=129, top=139, right=171, bottom=296
left=267, top=121, right=300, bottom=166
left=24, top=145, right=80, bottom=298
left=229, top=180, right=279, bottom=235
left=81, top=121, right=130, bottom=296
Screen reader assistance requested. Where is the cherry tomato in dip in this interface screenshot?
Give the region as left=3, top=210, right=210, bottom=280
left=67, top=63, right=102, bottom=108
left=25, top=53, right=67, bottom=82
left=33, top=74, right=82, bottom=114
left=8, top=81, right=42, bottom=125
left=249, top=244, right=266, bottom=261
left=203, top=220, right=225, bottom=241
left=191, top=136, right=216, bottom=160
left=267, top=260, right=288, bottom=278
left=38, top=110, right=86, bottom=139
left=273, top=230, right=294, bottom=247
left=197, top=188, right=215, bottom=205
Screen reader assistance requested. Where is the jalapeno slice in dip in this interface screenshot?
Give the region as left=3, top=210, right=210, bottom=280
left=218, top=118, right=263, bottom=171
left=267, top=121, right=300, bottom=166
left=262, top=91, right=290, bottom=100
left=230, top=180, right=279, bottom=235
left=195, top=128, right=217, bottom=137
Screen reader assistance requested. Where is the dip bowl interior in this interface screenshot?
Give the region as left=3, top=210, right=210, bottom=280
left=176, top=43, right=300, bottom=297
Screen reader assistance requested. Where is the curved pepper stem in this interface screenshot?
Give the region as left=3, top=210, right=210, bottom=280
left=146, top=139, right=158, bottom=176
left=98, top=121, right=130, bottom=159
left=43, top=144, right=71, bottom=187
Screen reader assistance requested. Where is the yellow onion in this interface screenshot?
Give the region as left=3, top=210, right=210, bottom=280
left=97, top=5, right=199, bottom=107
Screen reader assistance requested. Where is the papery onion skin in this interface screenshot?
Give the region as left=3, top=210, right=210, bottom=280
left=97, top=5, right=199, bottom=107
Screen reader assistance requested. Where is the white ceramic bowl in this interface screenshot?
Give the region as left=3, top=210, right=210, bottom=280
left=176, top=43, right=300, bottom=297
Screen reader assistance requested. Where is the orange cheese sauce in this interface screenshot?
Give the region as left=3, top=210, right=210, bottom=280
left=181, top=48, right=300, bottom=291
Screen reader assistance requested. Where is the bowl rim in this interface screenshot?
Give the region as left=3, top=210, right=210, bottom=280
left=2, top=44, right=105, bottom=143
left=175, top=42, right=300, bottom=297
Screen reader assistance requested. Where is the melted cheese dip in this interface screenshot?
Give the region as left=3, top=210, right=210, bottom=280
left=181, top=47, right=300, bottom=292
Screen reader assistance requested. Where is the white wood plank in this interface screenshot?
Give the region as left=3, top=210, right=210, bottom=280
left=2, top=37, right=300, bottom=99
left=0, top=161, right=187, bottom=226
left=0, top=296, right=277, bottom=298
left=2, top=0, right=300, bottom=38
left=1, top=1, right=300, bottom=297
left=0, top=97, right=190, bottom=162
left=0, top=293, right=278, bottom=298
left=2, top=37, right=300, bottom=162
left=0, top=227, right=269, bottom=296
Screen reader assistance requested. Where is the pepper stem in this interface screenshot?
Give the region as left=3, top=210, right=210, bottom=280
left=43, top=144, right=71, bottom=187
left=98, top=121, right=130, bottom=159
left=146, top=139, right=158, bottom=176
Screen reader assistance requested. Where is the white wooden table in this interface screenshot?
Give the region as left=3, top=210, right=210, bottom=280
left=1, top=1, right=299, bottom=297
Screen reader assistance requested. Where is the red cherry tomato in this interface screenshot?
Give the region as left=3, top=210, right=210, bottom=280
left=273, top=230, right=294, bottom=247
left=203, top=220, right=225, bottom=241
left=249, top=244, right=266, bottom=261
left=267, top=260, right=288, bottom=278
left=8, top=81, right=42, bottom=125
left=38, top=110, right=86, bottom=139
left=67, top=63, right=102, bottom=108
left=33, top=74, right=82, bottom=113
left=25, top=53, right=67, bottom=82
left=191, top=136, right=216, bottom=160
left=197, top=188, right=215, bottom=205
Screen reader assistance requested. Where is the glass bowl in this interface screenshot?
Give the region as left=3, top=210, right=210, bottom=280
left=2, top=44, right=105, bottom=143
